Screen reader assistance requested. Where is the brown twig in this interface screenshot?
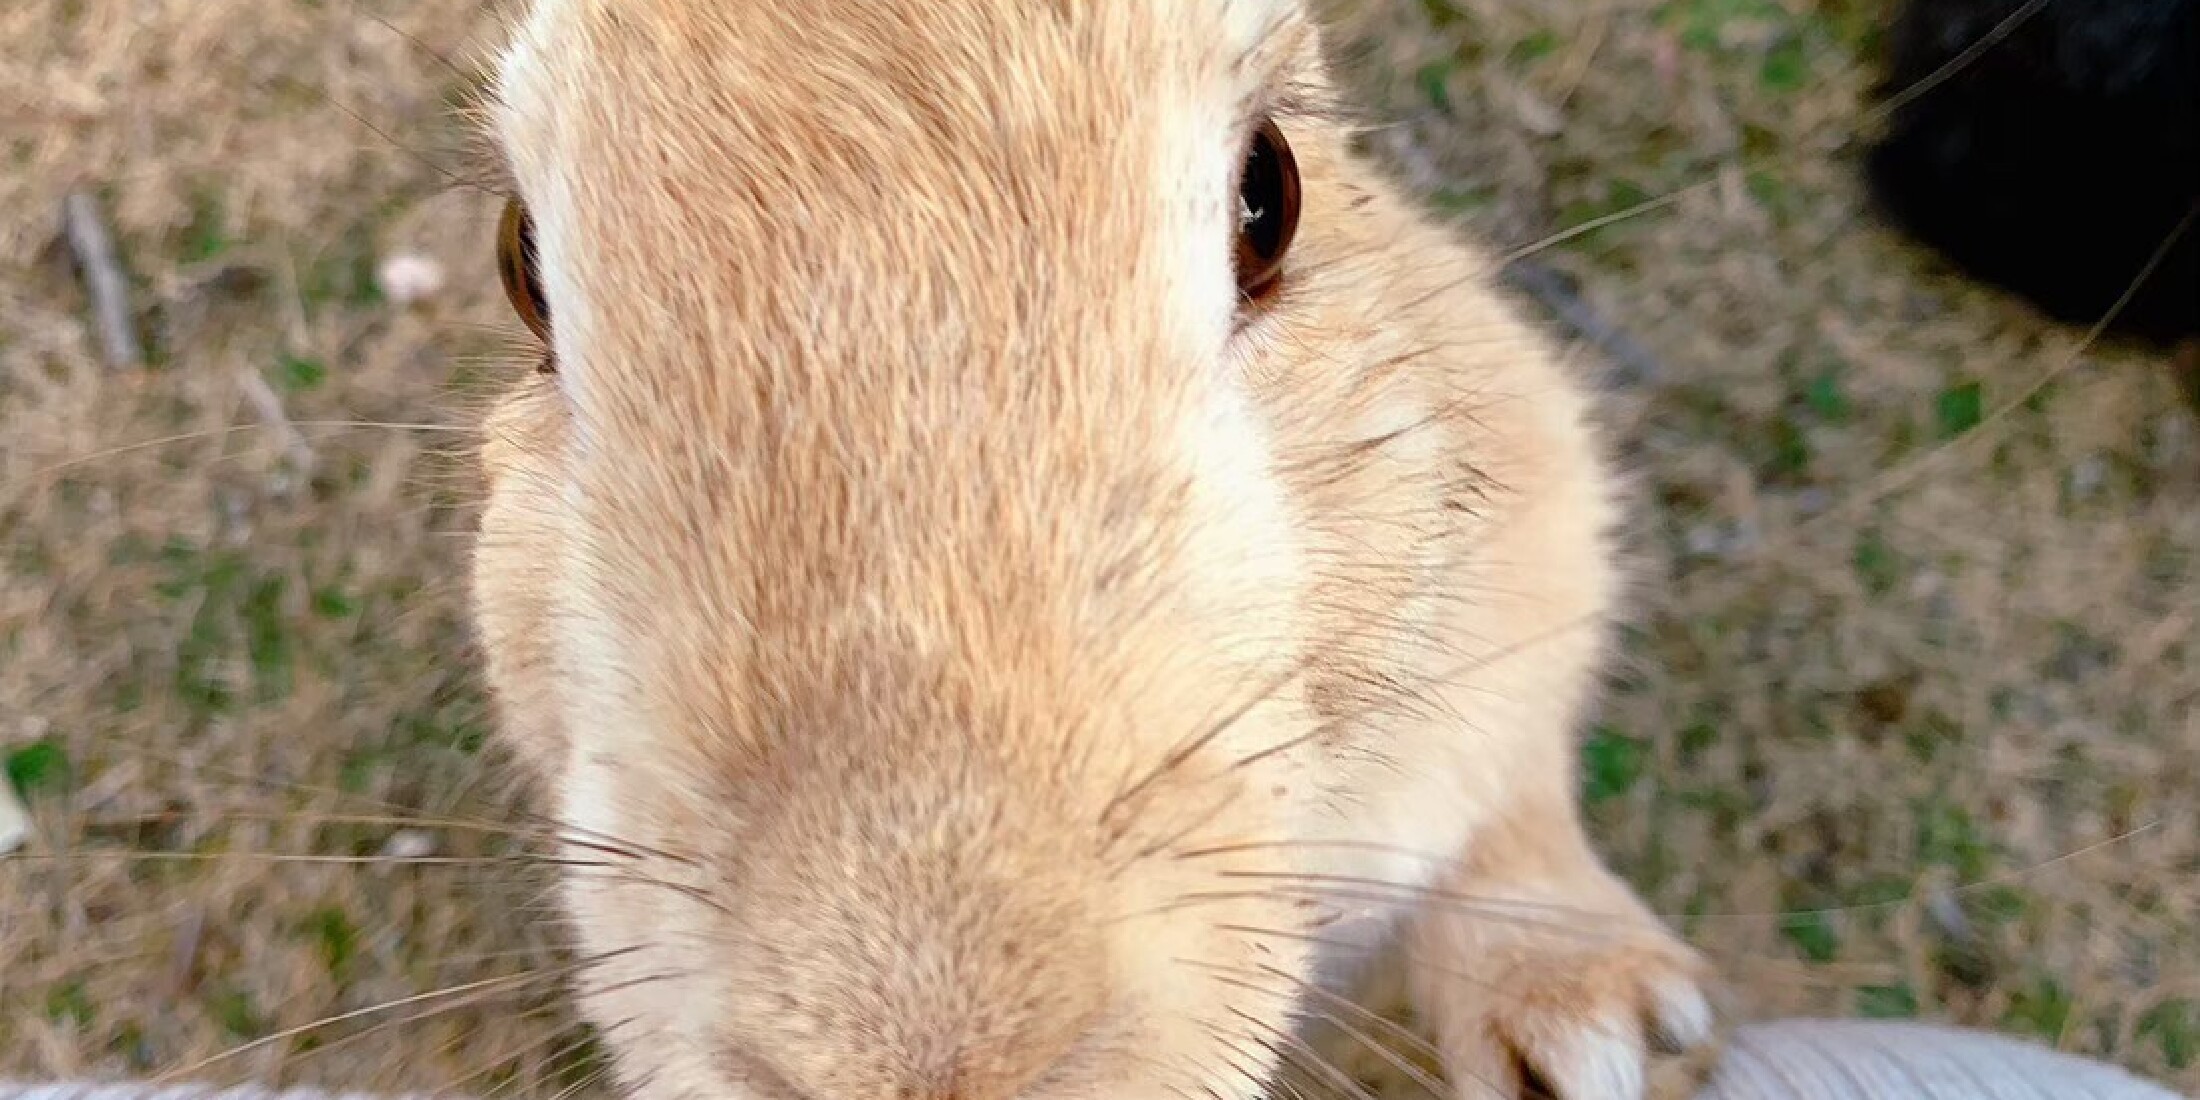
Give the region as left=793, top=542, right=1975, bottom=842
left=59, top=189, right=146, bottom=370
left=1550, top=9, right=1611, bottom=110
left=165, top=905, right=207, bottom=996
left=1500, top=257, right=1666, bottom=388
left=1371, top=122, right=1670, bottom=389
left=235, top=366, right=319, bottom=474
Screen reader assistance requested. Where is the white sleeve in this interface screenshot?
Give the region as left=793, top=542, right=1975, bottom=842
left=1700, top=1019, right=2185, bottom=1100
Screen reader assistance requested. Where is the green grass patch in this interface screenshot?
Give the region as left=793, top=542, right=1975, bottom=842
left=300, top=222, right=387, bottom=309
left=301, top=906, right=361, bottom=978
left=339, top=747, right=388, bottom=794
left=45, top=981, right=95, bottom=1028
left=2140, top=1000, right=2198, bottom=1070
left=1857, top=983, right=1919, bottom=1019
left=243, top=574, right=295, bottom=702
left=1915, top=797, right=1996, bottom=881
left=1667, top=0, right=1785, bottom=52
left=178, top=189, right=232, bottom=263
left=2001, top=975, right=2073, bottom=1040
left=206, top=986, right=264, bottom=1040
left=155, top=538, right=301, bottom=710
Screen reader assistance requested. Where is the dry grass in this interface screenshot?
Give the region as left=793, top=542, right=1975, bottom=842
left=3, top=0, right=2195, bottom=1096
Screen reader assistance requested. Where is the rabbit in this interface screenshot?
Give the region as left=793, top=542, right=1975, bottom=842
left=465, top=2, right=1718, bottom=1099
left=1863, top=0, right=2198, bottom=352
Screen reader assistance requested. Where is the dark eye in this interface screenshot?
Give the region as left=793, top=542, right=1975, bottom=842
left=1235, top=118, right=1302, bottom=300
left=497, top=197, right=552, bottom=351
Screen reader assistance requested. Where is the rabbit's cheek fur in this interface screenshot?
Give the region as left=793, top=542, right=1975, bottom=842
left=478, top=396, right=1331, bottom=1100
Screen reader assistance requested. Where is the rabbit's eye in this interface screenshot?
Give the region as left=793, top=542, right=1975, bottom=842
left=497, top=197, right=553, bottom=359
left=1235, top=118, right=1302, bottom=300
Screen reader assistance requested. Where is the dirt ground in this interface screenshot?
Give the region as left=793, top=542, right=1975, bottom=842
left=3, top=0, right=2194, bottom=1096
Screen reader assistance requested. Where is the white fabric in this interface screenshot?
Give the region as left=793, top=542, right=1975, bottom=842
left=1697, top=1019, right=2185, bottom=1100
left=1, top=1021, right=2184, bottom=1100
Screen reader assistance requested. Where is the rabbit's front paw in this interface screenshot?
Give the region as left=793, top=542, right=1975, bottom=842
left=1407, top=870, right=1723, bottom=1100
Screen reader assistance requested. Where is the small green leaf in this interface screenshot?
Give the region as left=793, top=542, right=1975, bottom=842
left=1852, top=529, right=1899, bottom=596
left=6, top=740, right=69, bottom=797
left=1417, top=60, right=1456, bottom=114
left=1936, top=381, right=1984, bottom=438
left=277, top=354, right=327, bottom=393
left=1511, top=30, right=1560, bottom=64
left=312, top=586, right=357, bottom=618
left=1779, top=909, right=1840, bottom=963
left=1804, top=370, right=1850, bottom=421
left=1582, top=726, right=1648, bottom=805
left=1760, top=37, right=1808, bottom=91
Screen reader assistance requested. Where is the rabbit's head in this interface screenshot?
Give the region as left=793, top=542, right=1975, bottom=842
left=464, top=2, right=1462, bottom=1097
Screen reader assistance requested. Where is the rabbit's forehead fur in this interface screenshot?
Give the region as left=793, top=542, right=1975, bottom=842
left=494, top=0, right=1306, bottom=412
left=489, top=0, right=1323, bottom=777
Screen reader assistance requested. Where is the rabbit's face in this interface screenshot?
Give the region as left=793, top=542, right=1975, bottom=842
left=472, top=2, right=1355, bottom=1097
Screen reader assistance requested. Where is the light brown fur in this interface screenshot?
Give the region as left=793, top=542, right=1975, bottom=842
left=469, top=2, right=1718, bottom=1098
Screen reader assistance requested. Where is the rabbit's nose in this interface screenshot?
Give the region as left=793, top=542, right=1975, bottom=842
left=718, top=1004, right=1097, bottom=1100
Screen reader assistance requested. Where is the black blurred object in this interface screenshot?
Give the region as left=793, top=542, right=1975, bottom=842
left=1864, top=0, right=2199, bottom=348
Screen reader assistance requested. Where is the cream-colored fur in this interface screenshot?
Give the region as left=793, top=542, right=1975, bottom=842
left=468, top=2, right=1716, bottom=1099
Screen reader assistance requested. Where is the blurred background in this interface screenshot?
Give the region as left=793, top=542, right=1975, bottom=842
left=2, top=0, right=2194, bottom=1096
